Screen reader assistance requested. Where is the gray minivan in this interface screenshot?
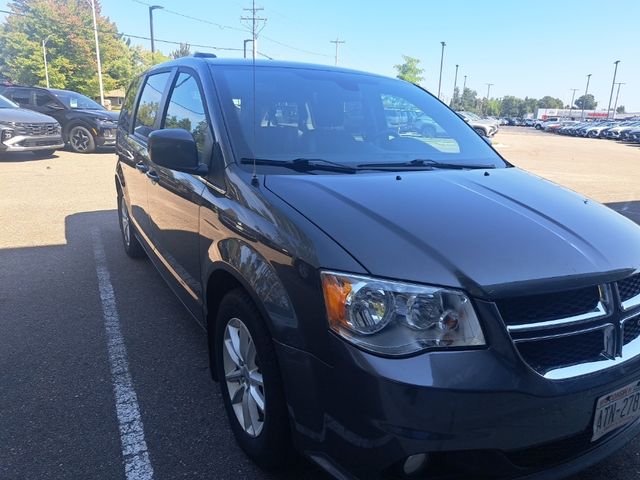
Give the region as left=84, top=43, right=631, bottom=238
left=116, top=55, right=640, bottom=479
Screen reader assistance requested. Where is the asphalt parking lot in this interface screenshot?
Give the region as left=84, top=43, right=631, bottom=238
left=1, top=129, right=640, bottom=480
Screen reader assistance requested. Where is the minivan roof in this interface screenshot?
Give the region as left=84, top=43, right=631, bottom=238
left=147, top=56, right=388, bottom=79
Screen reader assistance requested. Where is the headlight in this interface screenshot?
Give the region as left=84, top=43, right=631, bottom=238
left=97, top=119, right=117, bottom=128
left=320, top=271, right=485, bottom=356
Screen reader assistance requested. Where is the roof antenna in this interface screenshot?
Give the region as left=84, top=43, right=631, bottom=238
left=241, top=0, right=266, bottom=187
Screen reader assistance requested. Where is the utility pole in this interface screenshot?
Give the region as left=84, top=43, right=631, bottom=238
left=485, top=83, right=493, bottom=115
left=148, top=5, right=163, bottom=63
left=581, top=73, right=592, bottom=121
left=330, top=38, right=345, bottom=66
left=42, top=35, right=52, bottom=89
left=452, top=64, right=459, bottom=108
left=241, top=0, right=266, bottom=60
left=568, top=88, right=579, bottom=119
left=612, top=82, right=625, bottom=120
left=437, top=41, right=446, bottom=99
left=87, top=0, right=104, bottom=106
left=607, top=60, right=620, bottom=119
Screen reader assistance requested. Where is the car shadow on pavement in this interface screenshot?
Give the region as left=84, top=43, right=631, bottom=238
left=0, top=209, right=327, bottom=480
left=0, top=151, right=61, bottom=162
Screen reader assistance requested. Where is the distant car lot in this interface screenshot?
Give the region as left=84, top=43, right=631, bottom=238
left=1, top=131, right=640, bottom=479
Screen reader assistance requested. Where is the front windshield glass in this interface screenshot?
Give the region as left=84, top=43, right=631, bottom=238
left=0, top=94, right=18, bottom=108
left=211, top=65, right=505, bottom=170
left=52, top=90, right=105, bottom=110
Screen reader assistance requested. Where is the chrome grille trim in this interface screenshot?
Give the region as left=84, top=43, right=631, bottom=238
left=622, top=293, right=640, bottom=311
left=506, top=285, right=611, bottom=333
left=9, top=122, right=60, bottom=136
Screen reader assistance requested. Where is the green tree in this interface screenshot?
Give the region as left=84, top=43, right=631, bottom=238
left=537, top=96, right=564, bottom=109
left=394, top=55, right=424, bottom=84
left=485, top=98, right=501, bottom=116
left=171, top=43, right=191, bottom=59
left=616, top=105, right=625, bottom=114
left=500, top=96, right=522, bottom=117
left=459, top=87, right=478, bottom=112
left=574, top=94, right=597, bottom=110
left=0, top=0, right=162, bottom=99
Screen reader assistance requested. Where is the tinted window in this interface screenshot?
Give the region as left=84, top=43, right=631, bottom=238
left=6, top=88, right=31, bottom=106
left=35, top=91, right=58, bottom=107
left=134, top=72, right=171, bottom=138
left=120, top=76, right=143, bottom=132
left=212, top=66, right=503, bottom=168
left=0, top=94, right=18, bottom=108
left=162, top=72, right=210, bottom=157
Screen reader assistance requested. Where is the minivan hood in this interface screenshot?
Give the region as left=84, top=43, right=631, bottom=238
left=0, top=107, right=58, bottom=123
left=266, top=168, right=640, bottom=297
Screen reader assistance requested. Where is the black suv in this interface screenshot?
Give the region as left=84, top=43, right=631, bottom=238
left=116, top=56, right=640, bottom=479
left=0, top=85, right=118, bottom=153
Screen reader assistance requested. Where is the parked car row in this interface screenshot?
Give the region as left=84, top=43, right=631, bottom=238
left=0, top=83, right=118, bottom=156
left=540, top=118, right=640, bottom=142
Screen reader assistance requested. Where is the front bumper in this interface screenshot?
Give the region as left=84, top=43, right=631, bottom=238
left=276, top=331, right=640, bottom=479
left=95, top=127, right=117, bottom=147
left=0, top=134, right=65, bottom=152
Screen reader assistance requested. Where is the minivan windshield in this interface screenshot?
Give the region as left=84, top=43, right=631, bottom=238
left=51, top=89, right=105, bottom=110
left=211, top=65, right=506, bottom=170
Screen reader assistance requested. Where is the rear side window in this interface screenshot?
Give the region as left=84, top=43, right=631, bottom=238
left=119, top=76, right=143, bottom=132
left=35, top=91, right=58, bottom=107
left=6, top=88, right=32, bottom=106
left=162, top=72, right=211, bottom=158
left=133, top=72, right=171, bottom=138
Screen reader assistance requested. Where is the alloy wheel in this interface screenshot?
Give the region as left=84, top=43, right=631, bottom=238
left=222, top=317, right=265, bottom=437
left=71, top=127, right=91, bottom=152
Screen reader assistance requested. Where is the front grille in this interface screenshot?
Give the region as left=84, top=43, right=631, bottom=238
left=516, top=329, right=607, bottom=375
left=11, top=122, right=59, bottom=136
left=624, top=316, right=640, bottom=345
left=618, top=274, right=640, bottom=303
left=496, top=285, right=600, bottom=326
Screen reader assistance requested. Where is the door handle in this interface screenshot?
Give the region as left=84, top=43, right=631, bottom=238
left=146, top=170, right=159, bottom=182
left=135, top=162, right=149, bottom=173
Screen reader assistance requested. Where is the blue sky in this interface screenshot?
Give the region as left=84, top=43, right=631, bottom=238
left=2, top=0, right=639, bottom=111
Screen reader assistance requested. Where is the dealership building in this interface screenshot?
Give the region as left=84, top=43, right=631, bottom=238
left=535, top=108, right=640, bottom=120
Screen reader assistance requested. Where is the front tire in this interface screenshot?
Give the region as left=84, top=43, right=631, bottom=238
left=474, top=127, right=487, bottom=137
left=216, top=289, right=292, bottom=469
left=68, top=125, right=96, bottom=153
left=118, top=193, right=145, bottom=258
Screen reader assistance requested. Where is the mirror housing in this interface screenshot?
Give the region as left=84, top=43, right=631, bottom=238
left=148, top=129, right=208, bottom=175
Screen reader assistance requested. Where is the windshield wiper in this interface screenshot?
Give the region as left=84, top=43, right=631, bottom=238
left=357, top=159, right=495, bottom=170
left=240, top=157, right=357, bottom=174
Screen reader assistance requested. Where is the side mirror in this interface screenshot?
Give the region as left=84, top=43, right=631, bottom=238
left=45, top=102, right=64, bottom=110
left=148, top=129, right=208, bottom=175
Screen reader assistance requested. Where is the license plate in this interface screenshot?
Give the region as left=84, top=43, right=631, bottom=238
left=592, top=380, right=640, bottom=442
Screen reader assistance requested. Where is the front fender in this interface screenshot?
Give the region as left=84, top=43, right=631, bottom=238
left=204, top=238, right=300, bottom=346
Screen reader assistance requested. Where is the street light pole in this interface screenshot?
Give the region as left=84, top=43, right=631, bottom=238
left=437, top=41, right=446, bottom=99
left=485, top=83, right=493, bottom=115
left=580, top=74, right=592, bottom=121
left=88, top=0, right=104, bottom=107
left=612, top=82, right=625, bottom=120
left=42, top=34, right=52, bottom=88
left=568, top=88, right=579, bottom=119
left=452, top=64, right=459, bottom=108
left=243, top=39, right=253, bottom=59
left=148, top=5, right=163, bottom=63
left=607, top=60, right=620, bottom=119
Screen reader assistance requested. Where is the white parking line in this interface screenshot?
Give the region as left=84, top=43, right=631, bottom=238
left=92, top=230, right=155, bottom=480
